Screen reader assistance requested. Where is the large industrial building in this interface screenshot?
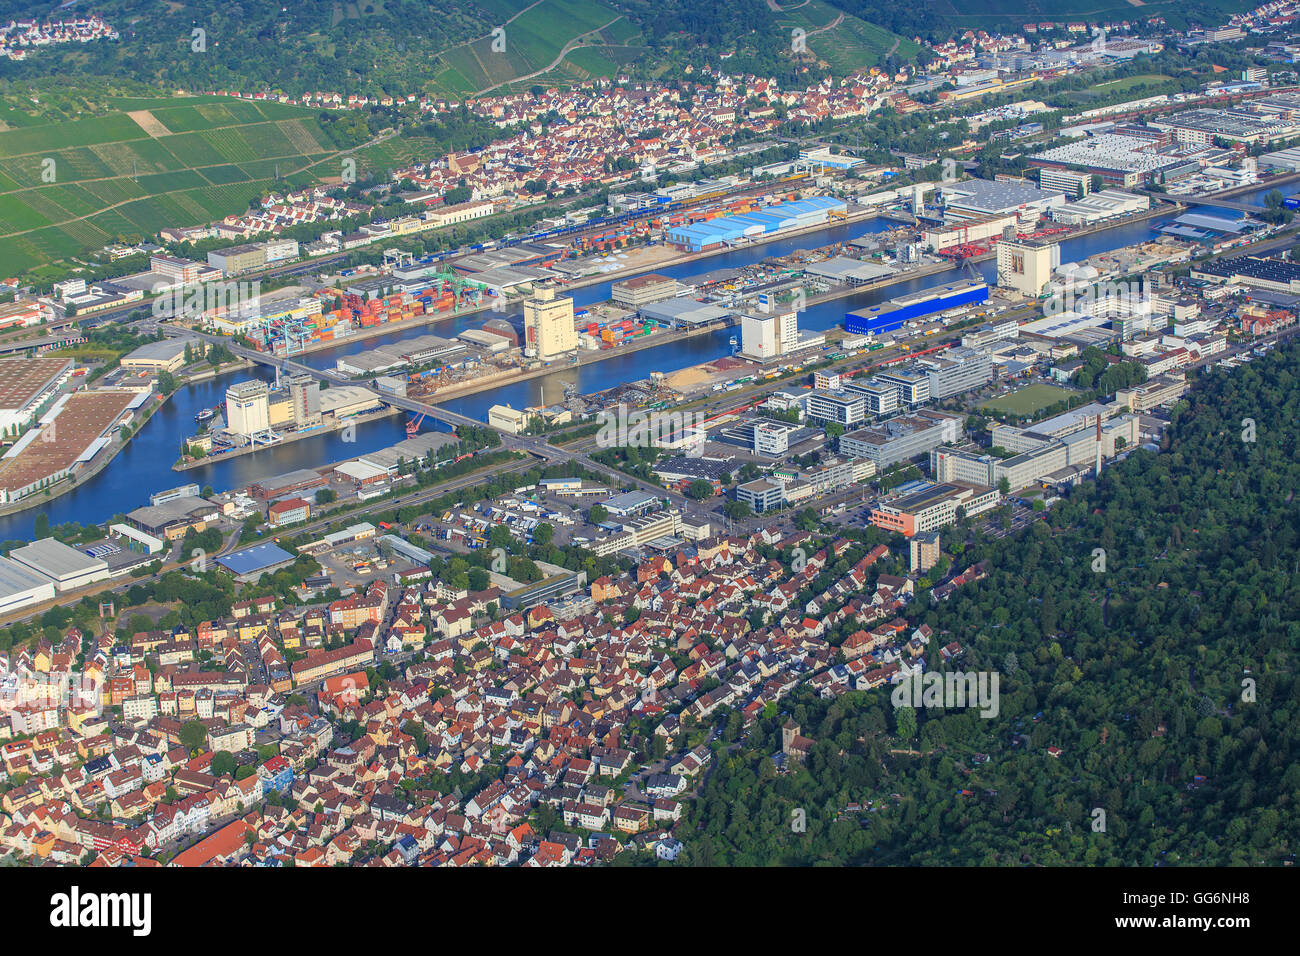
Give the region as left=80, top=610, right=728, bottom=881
left=939, top=179, right=1066, bottom=220
left=216, top=542, right=296, bottom=583
left=120, top=337, right=204, bottom=373
left=127, top=496, right=223, bottom=541
left=0, top=389, right=138, bottom=504
left=0, top=556, right=56, bottom=614
left=1050, top=189, right=1150, bottom=226
left=1149, top=108, right=1293, bottom=147
left=1028, top=134, right=1198, bottom=188
left=739, top=310, right=799, bottom=360
left=838, top=410, right=962, bottom=468
left=9, top=538, right=111, bottom=592
left=870, top=481, right=1000, bottom=537
left=0, top=356, right=74, bottom=437
left=996, top=238, right=1058, bottom=296
left=611, top=274, right=679, bottom=307
left=846, top=281, right=989, bottom=337
left=1190, top=254, right=1300, bottom=293
left=225, top=380, right=271, bottom=437
left=666, top=197, right=847, bottom=252
left=522, top=284, right=578, bottom=360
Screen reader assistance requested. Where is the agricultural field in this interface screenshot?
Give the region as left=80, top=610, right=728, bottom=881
left=979, top=382, right=1075, bottom=418
left=428, top=0, right=632, bottom=97
left=770, top=0, right=920, bottom=74
left=0, top=96, right=353, bottom=274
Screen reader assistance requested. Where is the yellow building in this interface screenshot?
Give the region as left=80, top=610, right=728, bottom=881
left=522, top=284, right=578, bottom=360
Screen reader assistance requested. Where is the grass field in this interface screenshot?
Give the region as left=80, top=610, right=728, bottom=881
left=1061, top=73, right=1178, bottom=106
left=0, top=96, right=357, bottom=274
left=979, top=383, right=1075, bottom=418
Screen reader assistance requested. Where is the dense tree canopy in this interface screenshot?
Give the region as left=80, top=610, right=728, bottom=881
left=682, top=344, right=1300, bottom=866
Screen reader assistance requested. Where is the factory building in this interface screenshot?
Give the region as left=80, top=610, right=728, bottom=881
left=666, top=197, right=847, bottom=252
left=0, top=557, right=57, bottom=614
left=846, top=281, right=988, bottom=337
left=996, top=238, right=1059, bottom=296
left=611, top=274, right=679, bottom=308
left=838, top=410, right=962, bottom=468
left=522, top=284, right=578, bottom=360
left=225, top=380, right=271, bottom=437
left=9, top=538, right=111, bottom=592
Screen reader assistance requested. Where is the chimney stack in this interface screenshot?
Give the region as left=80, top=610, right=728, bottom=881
left=1095, top=417, right=1103, bottom=478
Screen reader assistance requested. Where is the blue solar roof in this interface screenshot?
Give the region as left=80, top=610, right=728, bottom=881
left=217, top=541, right=294, bottom=575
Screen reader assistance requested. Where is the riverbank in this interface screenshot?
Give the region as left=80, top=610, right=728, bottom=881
left=228, top=206, right=885, bottom=361
left=180, top=359, right=254, bottom=384
left=419, top=319, right=731, bottom=402
left=172, top=405, right=403, bottom=472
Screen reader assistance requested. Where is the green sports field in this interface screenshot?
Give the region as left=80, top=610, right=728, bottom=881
left=979, top=383, right=1075, bottom=418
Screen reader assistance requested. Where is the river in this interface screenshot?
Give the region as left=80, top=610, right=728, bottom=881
left=1, top=184, right=1281, bottom=538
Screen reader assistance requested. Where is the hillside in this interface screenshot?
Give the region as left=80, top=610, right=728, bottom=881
left=827, top=0, right=1257, bottom=39
left=0, top=0, right=919, bottom=97
left=0, top=96, right=392, bottom=276
left=677, top=343, right=1300, bottom=866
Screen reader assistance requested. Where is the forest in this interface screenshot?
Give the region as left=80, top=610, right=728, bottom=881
left=676, top=343, right=1300, bottom=866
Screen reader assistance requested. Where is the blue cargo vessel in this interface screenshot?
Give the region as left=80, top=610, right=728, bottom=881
left=846, top=280, right=988, bottom=336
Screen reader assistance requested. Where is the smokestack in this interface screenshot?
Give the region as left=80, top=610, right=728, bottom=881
left=1095, top=417, right=1103, bottom=478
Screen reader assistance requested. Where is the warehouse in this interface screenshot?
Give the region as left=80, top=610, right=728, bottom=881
left=666, top=197, right=847, bottom=252
left=120, top=336, right=204, bottom=373
left=846, top=280, right=988, bottom=337
left=1050, top=189, right=1150, bottom=225
left=9, top=538, right=111, bottom=592
left=126, top=496, right=222, bottom=540
left=0, top=556, right=57, bottom=614
left=109, top=523, right=165, bottom=554
left=0, top=356, right=75, bottom=437
left=802, top=257, right=896, bottom=286
left=1190, top=254, right=1300, bottom=293
left=377, top=534, right=436, bottom=567
left=480, top=318, right=519, bottom=347
left=939, top=179, right=1066, bottom=218
left=319, top=386, right=384, bottom=419
left=612, top=274, right=680, bottom=307
left=458, top=329, right=510, bottom=352
left=0, top=390, right=137, bottom=504
left=1029, top=134, right=1195, bottom=188
left=216, top=542, right=296, bottom=583
left=1160, top=210, right=1258, bottom=241
left=359, top=432, right=461, bottom=472
left=334, top=459, right=389, bottom=487
left=249, top=468, right=329, bottom=501
left=637, top=299, right=731, bottom=327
